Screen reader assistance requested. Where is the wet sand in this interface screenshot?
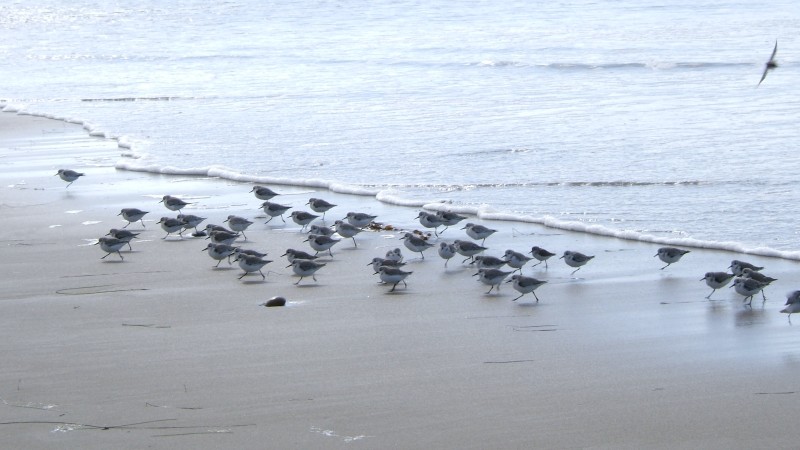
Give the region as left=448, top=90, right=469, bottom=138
left=1, top=112, right=799, bottom=449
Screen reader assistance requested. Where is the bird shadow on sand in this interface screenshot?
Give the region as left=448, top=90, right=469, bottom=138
left=293, top=283, right=323, bottom=288
left=440, top=268, right=463, bottom=276
left=381, top=289, right=411, bottom=295
left=513, top=300, right=542, bottom=308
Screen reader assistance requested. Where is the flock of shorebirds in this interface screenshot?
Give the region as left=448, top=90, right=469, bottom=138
left=56, top=169, right=800, bottom=321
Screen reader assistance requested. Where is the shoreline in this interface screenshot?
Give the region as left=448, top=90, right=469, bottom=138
left=2, top=111, right=800, bottom=449
left=5, top=106, right=799, bottom=260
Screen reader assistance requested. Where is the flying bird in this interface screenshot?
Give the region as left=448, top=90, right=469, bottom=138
left=757, top=40, right=778, bottom=87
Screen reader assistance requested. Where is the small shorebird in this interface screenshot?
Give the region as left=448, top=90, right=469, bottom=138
left=118, top=208, right=149, bottom=228
left=402, top=233, right=434, bottom=259
left=250, top=185, right=279, bottom=200
left=287, top=259, right=326, bottom=285
left=334, top=220, right=363, bottom=247
left=233, top=247, right=268, bottom=259
left=106, top=228, right=139, bottom=250
left=179, top=214, right=206, bottom=233
left=282, top=248, right=319, bottom=263
left=385, top=248, right=404, bottom=263
left=289, top=211, right=319, bottom=231
left=436, top=211, right=467, bottom=232
left=438, top=242, right=456, bottom=267
left=55, top=169, right=84, bottom=188
left=471, top=255, right=507, bottom=270
left=235, top=254, right=272, bottom=280
left=655, top=247, right=690, bottom=270
left=261, top=201, right=292, bottom=223
left=159, top=195, right=190, bottom=212
left=741, top=267, right=777, bottom=285
left=304, top=234, right=340, bottom=257
left=307, top=198, right=337, bottom=219
left=376, top=266, right=412, bottom=292
left=507, top=275, right=547, bottom=302
left=416, top=211, right=444, bottom=236
left=503, top=249, right=532, bottom=272
left=729, top=259, right=763, bottom=277
left=95, top=237, right=126, bottom=260
left=757, top=40, right=778, bottom=87
left=368, top=257, right=406, bottom=273
left=453, top=239, right=487, bottom=263
left=224, top=215, right=254, bottom=239
left=700, top=272, right=735, bottom=299
left=157, top=216, right=185, bottom=239
left=207, top=230, right=239, bottom=246
left=731, top=277, right=768, bottom=306
left=204, top=223, right=232, bottom=234
left=741, top=267, right=777, bottom=301
left=202, top=243, right=238, bottom=267
left=561, top=251, right=594, bottom=275
left=781, top=291, right=800, bottom=323
left=344, top=211, right=377, bottom=228
left=474, top=268, right=512, bottom=294
left=530, top=246, right=556, bottom=269
left=461, top=222, right=497, bottom=244
left=308, top=224, right=335, bottom=236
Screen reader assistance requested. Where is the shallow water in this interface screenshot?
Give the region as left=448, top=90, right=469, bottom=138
left=1, top=0, right=799, bottom=256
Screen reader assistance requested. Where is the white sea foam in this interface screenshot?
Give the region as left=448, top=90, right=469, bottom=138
left=328, top=183, right=378, bottom=197
left=375, top=190, right=429, bottom=207
left=2, top=103, right=22, bottom=113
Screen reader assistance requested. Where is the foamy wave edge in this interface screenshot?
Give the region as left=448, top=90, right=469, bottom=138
left=455, top=211, right=800, bottom=261
left=6, top=105, right=800, bottom=261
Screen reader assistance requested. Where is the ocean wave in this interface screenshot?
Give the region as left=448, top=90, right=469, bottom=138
left=115, top=158, right=383, bottom=198
left=315, top=58, right=755, bottom=71
left=80, top=96, right=191, bottom=102
left=381, top=180, right=703, bottom=189
left=476, top=60, right=526, bottom=67
left=470, top=60, right=754, bottom=71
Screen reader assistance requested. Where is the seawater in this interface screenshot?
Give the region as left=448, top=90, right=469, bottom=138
left=1, top=0, right=799, bottom=257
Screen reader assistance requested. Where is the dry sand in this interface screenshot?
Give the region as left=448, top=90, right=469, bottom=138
left=1, top=112, right=799, bottom=449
